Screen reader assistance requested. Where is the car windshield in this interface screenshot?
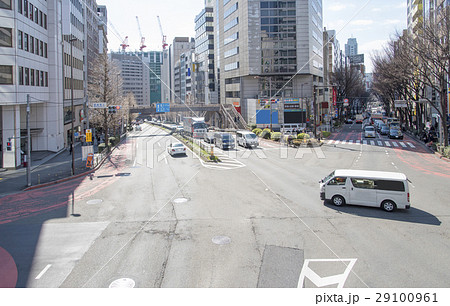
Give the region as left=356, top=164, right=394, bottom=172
left=366, top=126, right=375, bottom=131
left=173, top=143, right=184, bottom=147
left=245, top=134, right=257, bottom=139
left=323, top=171, right=335, bottom=183
left=222, top=134, right=232, bottom=140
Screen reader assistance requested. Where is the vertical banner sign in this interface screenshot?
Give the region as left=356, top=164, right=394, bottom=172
left=448, top=87, right=450, bottom=116
left=86, top=129, right=92, bottom=142
left=332, top=87, right=337, bottom=106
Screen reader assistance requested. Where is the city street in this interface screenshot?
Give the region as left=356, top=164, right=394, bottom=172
left=1, top=123, right=450, bottom=288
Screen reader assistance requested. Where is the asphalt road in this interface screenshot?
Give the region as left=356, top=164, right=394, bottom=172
left=1, top=122, right=449, bottom=288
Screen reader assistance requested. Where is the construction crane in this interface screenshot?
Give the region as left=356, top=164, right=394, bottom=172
left=157, top=15, right=168, bottom=50
left=136, top=16, right=146, bottom=51
left=120, top=36, right=129, bottom=52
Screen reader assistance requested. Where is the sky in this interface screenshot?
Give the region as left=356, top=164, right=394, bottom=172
left=97, top=0, right=408, bottom=72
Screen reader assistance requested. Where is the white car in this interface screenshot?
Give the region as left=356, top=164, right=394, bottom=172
left=167, top=142, right=187, bottom=156
left=364, top=126, right=376, bottom=138
left=134, top=124, right=142, bottom=131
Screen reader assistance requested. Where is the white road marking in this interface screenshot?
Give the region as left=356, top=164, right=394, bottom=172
left=400, top=142, right=407, bottom=148
left=377, top=141, right=383, bottom=146
left=298, top=259, right=358, bottom=288
left=348, top=140, right=353, bottom=144
left=392, top=142, right=399, bottom=147
left=370, top=140, right=375, bottom=146
left=363, top=140, right=367, bottom=145
left=356, top=140, right=360, bottom=145
left=35, top=264, right=52, bottom=280
left=407, top=142, right=415, bottom=148
left=158, top=142, right=161, bottom=147
left=334, top=140, right=340, bottom=145
left=385, top=141, right=391, bottom=146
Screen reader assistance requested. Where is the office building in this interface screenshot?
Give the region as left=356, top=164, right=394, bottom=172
left=213, top=0, right=324, bottom=126
left=345, top=37, right=357, bottom=57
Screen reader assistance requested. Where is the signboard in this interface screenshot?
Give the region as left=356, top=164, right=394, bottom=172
left=86, top=153, right=94, bottom=168
left=156, top=103, right=170, bottom=113
left=448, top=88, right=450, bottom=116
left=348, top=54, right=364, bottom=65
left=92, top=102, right=106, bottom=108
left=82, top=145, right=94, bottom=161
left=343, top=98, right=349, bottom=107
left=394, top=100, right=407, bottom=108
left=86, top=129, right=92, bottom=142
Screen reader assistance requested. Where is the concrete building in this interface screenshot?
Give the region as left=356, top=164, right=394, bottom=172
left=344, top=37, right=357, bottom=57
left=213, top=0, right=324, bottom=127
left=323, top=28, right=341, bottom=128
left=110, top=51, right=163, bottom=106
left=97, top=5, right=108, bottom=54
left=1, top=0, right=102, bottom=169
left=166, top=37, right=195, bottom=103
left=173, top=44, right=196, bottom=105
left=195, top=5, right=218, bottom=104
left=1, top=0, right=65, bottom=169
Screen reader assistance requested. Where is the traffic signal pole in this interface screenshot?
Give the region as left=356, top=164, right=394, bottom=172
left=27, top=94, right=31, bottom=187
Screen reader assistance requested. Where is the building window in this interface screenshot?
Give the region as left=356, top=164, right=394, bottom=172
left=30, top=69, right=34, bottom=86
left=29, top=3, right=33, bottom=20
left=18, top=30, right=23, bottom=49
left=0, top=0, right=11, bottom=9
left=18, top=0, right=22, bottom=13
left=34, top=6, right=38, bottom=24
left=224, top=62, right=239, bottom=71
left=18, top=66, right=23, bottom=85
left=24, top=33, right=28, bottom=51
left=0, top=65, right=13, bottom=84
left=0, top=27, right=13, bottom=47
left=23, top=0, right=28, bottom=17
left=24, top=67, right=29, bottom=85
left=30, top=35, right=34, bottom=53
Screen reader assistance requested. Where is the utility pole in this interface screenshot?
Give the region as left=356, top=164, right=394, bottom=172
left=26, top=94, right=31, bottom=187
left=313, top=85, right=317, bottom=138
left=70, top=36, right=77, bottom=176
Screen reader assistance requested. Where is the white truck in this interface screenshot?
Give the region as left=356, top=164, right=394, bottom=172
left=182, top=117, right=207, bottom=138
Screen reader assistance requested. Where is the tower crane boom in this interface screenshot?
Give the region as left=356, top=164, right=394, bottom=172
left=157, top=15, right=168, bottom=50
left=136, top=16, right=146, bottom=51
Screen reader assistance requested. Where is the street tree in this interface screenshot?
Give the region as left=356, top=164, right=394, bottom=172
left=87, top=53, right=123, bottom=146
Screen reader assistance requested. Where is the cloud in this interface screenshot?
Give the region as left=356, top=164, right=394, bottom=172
left=372, top=8, right=382, bottom=12
left=360, top=40, right=389, bottom=54
left=350, top=19, right=374, bottom=26
left=329, top=4, right=347, bottom=11
left=383, top=19, right=401, bottom=25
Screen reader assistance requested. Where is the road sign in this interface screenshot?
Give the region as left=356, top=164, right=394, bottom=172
left=156, top=103, right=170, bottom=113
left=86, top=153, right=94, bottom=168
left=86, top=129, right=92, bottom=142
left=92, top=102, right=106, bottom=108
left=395, top=100, right=407, bottom=108
left=343, top=98, right=349, bottom=107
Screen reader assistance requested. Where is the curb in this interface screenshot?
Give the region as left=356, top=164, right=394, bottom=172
left=22, top=136, right=127, bottom=192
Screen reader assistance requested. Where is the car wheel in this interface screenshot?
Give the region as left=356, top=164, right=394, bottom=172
left=381, top=200, right=396, bottom=212
left=331, top=195, right=345, bottom=207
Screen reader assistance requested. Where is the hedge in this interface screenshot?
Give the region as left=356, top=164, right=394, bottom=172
left=252, top=128, right=263, bottom=136
left=271, top=132, right=282, bottom=141
left=322, top=131, right=331, bottom=138
left=297, top=133, right=310, bottom=140
left=98, top=143, right=106, bottom=153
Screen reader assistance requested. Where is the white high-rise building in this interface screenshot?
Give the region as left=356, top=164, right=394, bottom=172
left=345, top=37, right=358, bottom=57
left=213, top=0, right=324, bottom=125
left=1, top=0, right=101, bottom=169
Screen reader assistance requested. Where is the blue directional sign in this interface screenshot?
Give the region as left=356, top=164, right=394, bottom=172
left=156, top=103, right=170, bottom=113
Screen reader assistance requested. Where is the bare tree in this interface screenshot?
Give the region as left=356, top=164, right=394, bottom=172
left=331, top=61, right=367, bottom=120
left=88, top=53, right=123, bottom=146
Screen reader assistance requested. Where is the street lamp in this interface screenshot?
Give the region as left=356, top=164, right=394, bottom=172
left=69, top=35, right=77, bottom=176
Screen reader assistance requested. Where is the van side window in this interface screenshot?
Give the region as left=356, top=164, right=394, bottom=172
left=351, top=178, right=375, bottom=189
left=374, top=180, right=405, bottom=192
left=328, top=177, right=347, bottom=185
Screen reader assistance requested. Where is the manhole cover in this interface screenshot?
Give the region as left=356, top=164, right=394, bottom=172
left=212, top=236, right=231, bottom=245
left=86, top=199, right=103, bottom=205
left=109, top=278, right=135, bottom=288
left=173, top=197, right=188, bottom=204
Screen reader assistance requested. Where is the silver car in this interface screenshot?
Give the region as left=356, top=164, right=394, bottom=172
left=167, top=143, right=187, bottom=156
left=364, top=126, right=376, bottom=138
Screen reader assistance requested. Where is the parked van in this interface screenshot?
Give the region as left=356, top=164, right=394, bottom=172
left=214, top=132, right=235, bottom=150
left=281, top=124, right=303, bottom=134
left=319, top=169, right=410, bottom=212
left=236, top=130, right=259, bottom=148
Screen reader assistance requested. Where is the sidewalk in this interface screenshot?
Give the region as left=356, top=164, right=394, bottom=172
left=0, top=142, right=95, bottom=198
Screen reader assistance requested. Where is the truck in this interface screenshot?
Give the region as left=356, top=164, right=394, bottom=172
left=182, top=117, right=207, bottom=138
left=355, top=114, right=364, bottom=124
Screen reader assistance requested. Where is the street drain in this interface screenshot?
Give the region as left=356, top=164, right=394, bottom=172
left=173, top=197, right=189, bottom=204
left=86, top=199, right=103, bottom=205
left=212, top=236, right=231, bottom=245
left=109, top=278, right=135, bottom=288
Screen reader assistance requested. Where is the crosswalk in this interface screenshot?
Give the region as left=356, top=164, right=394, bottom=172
left=327, top=139, right=416, bottom=148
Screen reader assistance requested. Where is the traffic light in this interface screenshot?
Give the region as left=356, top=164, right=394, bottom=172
left=115, top=105, right=121, bottom=111
left=6, top=141, right=12, bottom=151
left=108, top=105, right=116, bottom=114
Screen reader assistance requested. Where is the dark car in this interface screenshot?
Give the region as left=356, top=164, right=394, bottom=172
left=380, top=124, right=389, bottom=135
left=345, top=118, right=353, bottom=124
left=389, top=128, right=403, bottom=139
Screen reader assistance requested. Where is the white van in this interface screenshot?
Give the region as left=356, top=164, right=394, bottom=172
left=319, top=169, right=410, bottom=212
left=236, top=130, right=259, bottom=148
